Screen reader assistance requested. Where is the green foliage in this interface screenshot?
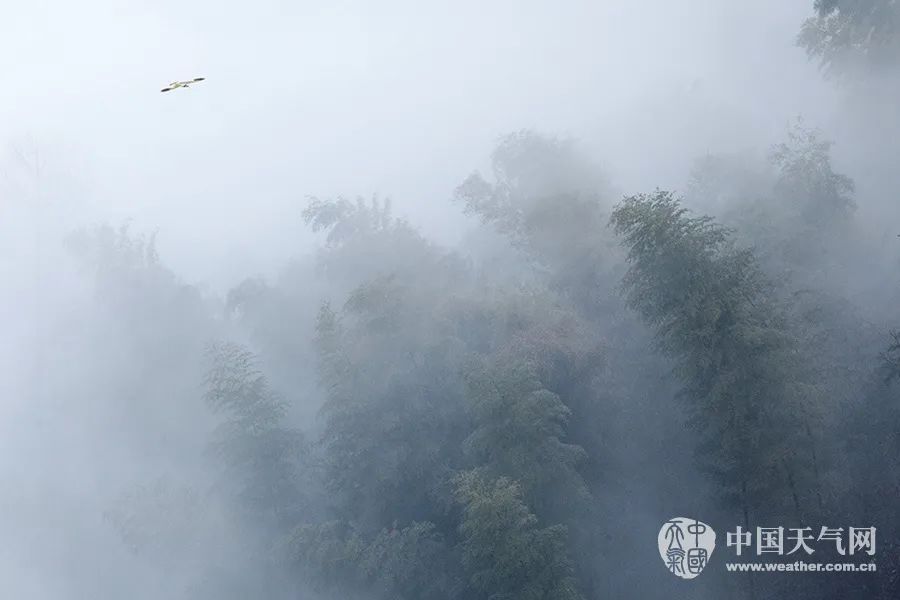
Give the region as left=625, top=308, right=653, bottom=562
left=289, top=519, right=461, bottom=600
left=799, top=0, right=900, bottom=79
left=359, top=521, right=461, bottom=600
left=98, top=122, right=900, bottom=599
left=455, top=131, right=689, bottom=599
left=770, top=118, right=856, bottom=224
left=454, top=130, right=620, bottom=320
left=454, top=130, right=606, bottom=235
left=313, top=277, right=470, bottom=530
left=304, top=194, right=476, bottom=541
left=292, top=185, right=606, bottom=598
left=463, top=351, right=588, bottom=513
left=827, top=331, right=900, bottom=599
left=610, top=191, right=820, bottom=520
left=688, top=120, right=857, bottom=283
left=203, top=342, right=307, bottom=530
left=287, top=520, right=369, bottom=595
left=301, top=195, right=440, bottom=294
left=454, top=471, right=583, bottom=600
left=303, top=195, right=395, bottom=246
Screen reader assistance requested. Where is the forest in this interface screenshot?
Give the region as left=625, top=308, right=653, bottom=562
left=2, top=1, right=900, bottom=599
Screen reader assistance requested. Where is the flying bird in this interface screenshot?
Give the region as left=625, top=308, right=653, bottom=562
left=160, top=77, right=205, bottom=93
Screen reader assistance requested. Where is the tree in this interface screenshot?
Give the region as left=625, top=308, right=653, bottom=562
left=822, top=330, right=900, bottom=599
left=290, top=205, right=475, bottom=599
left=770, top=118, right=855, bottom=225
left=302, top=194, right=440, bottom=296
left=289, top=519, right=462, bottom=600
left=462, top=329, right=591, bottom=519
left=203, top=341, right=307, bottom=533
left=453, top=130, right=617, bottom=314
left=798, top=0, right=900, bottom=79
left=288, top=189, right=608, bottom=599
left=456, top=131, right=698, bottom=599
left=687, top=120, right=857, bottom=285
left=454, top=471, right=583, bottom=600
left=610, top=191, right=823, bottom=527
left=312, top=275, right=471, bottom=532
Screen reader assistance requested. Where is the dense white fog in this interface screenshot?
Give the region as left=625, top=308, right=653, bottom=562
left=1, top=1, right=898, bottom=598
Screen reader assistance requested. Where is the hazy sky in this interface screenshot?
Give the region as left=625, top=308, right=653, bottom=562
left=1, top=0, right=834, bottom=289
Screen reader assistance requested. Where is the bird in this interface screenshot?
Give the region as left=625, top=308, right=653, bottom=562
left=160, top=77, right=205, bottom=92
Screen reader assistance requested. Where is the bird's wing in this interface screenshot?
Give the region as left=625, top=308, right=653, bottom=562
left=161, top=87, right=172, bottom=92
left=192, top=77, right=205, bottom=82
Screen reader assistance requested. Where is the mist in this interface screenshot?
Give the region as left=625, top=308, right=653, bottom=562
left=2, top=1, right=899, bottom=598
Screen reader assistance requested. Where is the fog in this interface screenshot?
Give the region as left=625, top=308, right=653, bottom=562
left=1, top=1, right=898, bottom=598
left=3, top=0, right=836, bottom=286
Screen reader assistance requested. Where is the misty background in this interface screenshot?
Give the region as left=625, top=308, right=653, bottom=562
left=1, top=1, right=899, bottom=598
left=2, top=0, right=841, bottom=285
